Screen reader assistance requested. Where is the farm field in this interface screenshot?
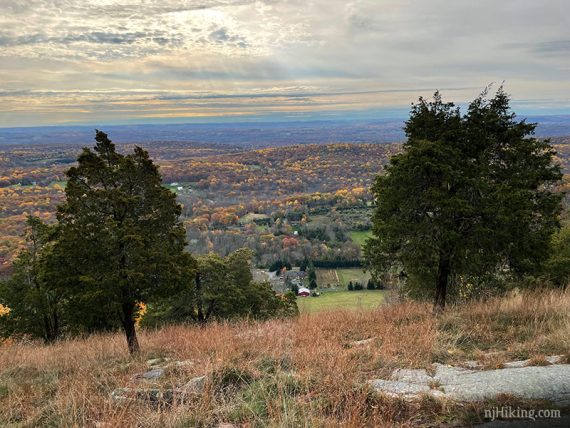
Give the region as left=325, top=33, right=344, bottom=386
left=336, top=268, right=372, bottom=286
left=350, top=230, right=373, bottom=248
left=297, top=290, right=385, bottom=313
left=315, top=267, right=372, bottom=288
left=314, top=268, right=339, bottom=287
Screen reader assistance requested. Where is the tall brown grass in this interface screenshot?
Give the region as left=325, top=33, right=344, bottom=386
left=0, top=289, right=568, bottom=427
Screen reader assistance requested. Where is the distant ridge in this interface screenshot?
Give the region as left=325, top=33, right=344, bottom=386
left=1, top=116, right=570, bottom=147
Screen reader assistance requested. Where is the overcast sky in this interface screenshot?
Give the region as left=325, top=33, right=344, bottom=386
left=1, top=0, right=569, bottom=127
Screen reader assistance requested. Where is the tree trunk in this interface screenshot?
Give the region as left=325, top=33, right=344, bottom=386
left=43, top=314, right=56, bottom=344
left=434, top=253, right=450, bottom=311
left=121, top=302, right=140, bottom=355
left=195, top=271, right=205, bottom=323
left=42, top=308, right=60, bottom=344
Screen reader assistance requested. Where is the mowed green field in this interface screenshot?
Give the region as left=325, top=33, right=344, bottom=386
left=336, top=268, right=371, bottom=286
left=350, top=230, right=373, bottom=248
left=297, top=290, right=385, bottom=313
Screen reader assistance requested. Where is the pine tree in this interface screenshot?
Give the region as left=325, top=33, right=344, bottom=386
left=56, top=131, right=188, bottom=353
left=366, top=88, right=562, bottom=309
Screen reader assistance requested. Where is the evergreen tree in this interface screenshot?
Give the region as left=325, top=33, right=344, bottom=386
left=291, top=283, right=300, bottom=295
left=307, top=262, right=317, bottom=288
left=268, top=260, right=282, bottom=273
left=0, top=217, right=64, bottom=343
left=56, top=131, right=188, bottom=353
left=544, top=226, right=570, bottom=287
left=365, top=89, right=562, bottom=309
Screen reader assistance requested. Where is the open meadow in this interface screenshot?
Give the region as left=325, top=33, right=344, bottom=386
left=1, top=289, right=568, bottom=427
left=349, top=230, right=373, bottom=248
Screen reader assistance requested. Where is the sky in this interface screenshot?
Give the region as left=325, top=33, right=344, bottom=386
left=0, top=0, right=569, bottom=127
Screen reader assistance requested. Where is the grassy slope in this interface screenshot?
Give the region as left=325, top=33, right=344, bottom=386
left=297, top=290, right=385, bottom=313
left=1, top=289, right=569, bottom=427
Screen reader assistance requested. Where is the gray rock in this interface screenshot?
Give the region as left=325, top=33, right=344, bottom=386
left=434, top=364, right=570, bottom=405
left=546, top=355, right=564, bottom=364
left=503, top=359, right=530, bottom=368
left=176, top=375, right=206, bottom=395
left=432, top=363, right=477, bottom=384
left=463, top=360, right=481, bottom=369
left=111, top=387, right=174, bottom=404
left=111, top=376, right=206, bottom=405
left=370, top=360, right=570, bottom=405
left=369, top=379, right=432, bottom=396
left=136, top=368, right=165, bottom=380
left=390, top=368, right=433, bottom=384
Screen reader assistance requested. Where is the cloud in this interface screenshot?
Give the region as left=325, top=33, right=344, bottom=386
left=529, top=40, right=570, bottom=56
left=0, top=31, right=184, bottom=47
left=0, top=0, right=569, bottom=126
left=208, top=26, right=248, bottom=48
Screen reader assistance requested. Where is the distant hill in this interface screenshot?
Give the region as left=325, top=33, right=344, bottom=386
left=0, top=119, right=404, bottom=147
left=2, top=115, right=569, bottom=147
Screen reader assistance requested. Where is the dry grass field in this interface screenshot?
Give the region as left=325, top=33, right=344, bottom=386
left=297, top=290, right=385, bottom=313
left=0, top=289, right=569, bottom=427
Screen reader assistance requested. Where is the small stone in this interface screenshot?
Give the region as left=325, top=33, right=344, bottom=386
left=546, top=355, right=564, bottom=364
left=146, top=358, right=163, bottom=366
left=351, top=337, right=376, bottom=347
left=463, top=360, right=481, bottom=369
left=134, top=368, right=165, bottom=380
left=177, top=376, right=206, bottom=395
left=111, top=388, right=131, bottom=401
left=503, top=359, right=530, bottom=368
left=111, top=387, right=174, bottom=404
